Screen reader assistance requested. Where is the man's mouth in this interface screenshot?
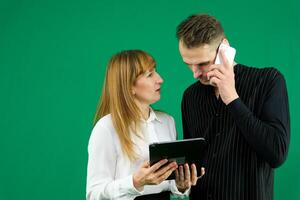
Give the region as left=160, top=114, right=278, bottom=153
left=198, top=72, right=210, bottom=81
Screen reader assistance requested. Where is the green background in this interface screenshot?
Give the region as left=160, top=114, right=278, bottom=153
left=0, top=0, right=299, bottom=199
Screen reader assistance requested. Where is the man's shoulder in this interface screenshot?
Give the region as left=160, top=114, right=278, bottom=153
left=238, top=64, right=283, bottom=80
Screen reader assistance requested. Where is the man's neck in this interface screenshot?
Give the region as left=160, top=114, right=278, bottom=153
left=215, top=88, right=220, bottom=99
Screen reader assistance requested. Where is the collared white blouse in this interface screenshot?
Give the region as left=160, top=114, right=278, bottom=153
left=86, top=109, right=189, bottom=200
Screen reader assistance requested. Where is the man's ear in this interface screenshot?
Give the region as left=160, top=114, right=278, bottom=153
left=222, top=38, right=230, bottom=46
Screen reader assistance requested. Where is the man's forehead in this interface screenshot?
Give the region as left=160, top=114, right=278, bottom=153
left=179, top=39, right=219, bottom=50
left=180, top=43, right=216, bottom=64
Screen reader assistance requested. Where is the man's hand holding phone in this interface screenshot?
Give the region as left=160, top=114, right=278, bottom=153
left=214, top=43, right=236, bottom=66
left=206, top=43, right=239, bottom=105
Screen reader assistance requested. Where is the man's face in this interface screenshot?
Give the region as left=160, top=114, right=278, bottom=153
left=179, top=40, right=219, bottom=85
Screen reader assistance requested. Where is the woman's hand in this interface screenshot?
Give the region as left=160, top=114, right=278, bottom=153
left=133, top=159, right=178, bottom=191
left=175, top=163, right=205, bottom=193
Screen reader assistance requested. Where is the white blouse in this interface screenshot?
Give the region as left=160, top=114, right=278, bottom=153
left=86, top=109, right=189, bottom=200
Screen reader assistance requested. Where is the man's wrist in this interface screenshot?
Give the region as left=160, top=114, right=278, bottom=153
left=225, top=94, right=239, bottom=105
left=177, top=187, right=187, bottom=193
left=176, top=182, right=189, bottom=193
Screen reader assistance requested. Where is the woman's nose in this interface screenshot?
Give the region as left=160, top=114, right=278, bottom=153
left=156, top=73, right=164, bottom=84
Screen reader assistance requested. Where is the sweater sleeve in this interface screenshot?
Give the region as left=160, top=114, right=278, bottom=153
left=227, top=73, right=290, bottom=168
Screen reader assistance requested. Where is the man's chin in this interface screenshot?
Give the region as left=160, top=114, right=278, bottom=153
left=199, top=79, right=210, bottom=85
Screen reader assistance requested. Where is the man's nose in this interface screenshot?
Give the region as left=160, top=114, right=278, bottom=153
left=191, top=65, right=201, bottom=78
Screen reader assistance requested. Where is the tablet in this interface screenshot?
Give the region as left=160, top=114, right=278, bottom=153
left=149, top=137, right=206, bottom=180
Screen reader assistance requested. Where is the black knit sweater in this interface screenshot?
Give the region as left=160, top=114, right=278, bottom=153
left=181, top=64, right=290, bottom=200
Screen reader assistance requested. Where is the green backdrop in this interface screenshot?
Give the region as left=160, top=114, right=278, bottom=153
left=0, top=0, right=299, bottom=199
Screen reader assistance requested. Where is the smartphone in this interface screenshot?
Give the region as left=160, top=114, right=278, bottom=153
left=214, top=43, right=236, bottom=65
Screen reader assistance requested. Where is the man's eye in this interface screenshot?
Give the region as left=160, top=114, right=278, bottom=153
left=198, top=64, right=207, bottom=67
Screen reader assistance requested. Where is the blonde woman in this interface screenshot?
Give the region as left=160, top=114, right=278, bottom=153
left=86, top=50, right=204, bottom=200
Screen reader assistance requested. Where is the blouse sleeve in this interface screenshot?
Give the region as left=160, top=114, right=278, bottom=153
left=86, top=122, right=143, bottom=200
left=169, top=115, right=177, bottom=140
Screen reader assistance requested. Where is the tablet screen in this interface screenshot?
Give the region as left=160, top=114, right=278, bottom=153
left=149, top=137, right=206, bottom=180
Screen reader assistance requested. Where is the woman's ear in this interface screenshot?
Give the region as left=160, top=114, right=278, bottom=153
left=132, top=88, right=136, bottom=95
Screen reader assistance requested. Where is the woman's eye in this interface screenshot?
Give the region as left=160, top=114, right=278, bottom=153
left=147, top=73, right=153, bottom=77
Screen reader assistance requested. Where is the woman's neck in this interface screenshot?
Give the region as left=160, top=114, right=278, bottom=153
left=140, top=106, right=150, bottom=120
left=135, top=101, right=150, bottom=120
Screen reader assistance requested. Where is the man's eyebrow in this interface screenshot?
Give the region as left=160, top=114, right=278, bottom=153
left=183, top=61, right=210, bottom=66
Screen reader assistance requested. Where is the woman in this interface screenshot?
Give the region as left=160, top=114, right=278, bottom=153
left=86, top=50, right=204, bottom=200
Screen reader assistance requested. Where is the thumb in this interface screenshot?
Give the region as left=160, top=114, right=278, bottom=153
left=141, top=160, right=150, bottom=168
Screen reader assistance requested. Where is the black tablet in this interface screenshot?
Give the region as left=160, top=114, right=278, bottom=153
left=149, top=137, right=206, bottom=180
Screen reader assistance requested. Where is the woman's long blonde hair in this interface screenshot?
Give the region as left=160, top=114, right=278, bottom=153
left=94, top=50, right=156, bottom=161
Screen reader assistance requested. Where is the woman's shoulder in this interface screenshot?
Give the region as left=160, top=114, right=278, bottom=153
left=90, top=114, right=115, bottom=140
left=153, top=110, right=175, bottom=124
left=93, top=114, right=113, bottom=129
left=153, top=110, right=177, bottom=140
left=88, top=114, right=120, bottom=155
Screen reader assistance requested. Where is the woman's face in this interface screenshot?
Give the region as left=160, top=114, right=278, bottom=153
left=132, top=68, right=163, bottom=106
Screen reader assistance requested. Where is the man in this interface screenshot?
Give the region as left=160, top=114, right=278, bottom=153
left=176, top=14, right=290, bottom=200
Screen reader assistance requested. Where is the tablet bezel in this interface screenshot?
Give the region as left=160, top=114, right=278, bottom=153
left=149, top=137, right=206, bottom=180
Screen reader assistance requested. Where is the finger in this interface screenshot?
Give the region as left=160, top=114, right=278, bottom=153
left=150, top=159, right=168, bottom=173
left=200, top=167, right=205, bottom=178
left=206, top=69, right=225, bottom=81
left=191, top=164, right=198, bottom=185
left=179, top=165, right=184, bottom=182
left=207, top=64, right=225, bottom=74
left=155, top=161, right=177, bottom=177
left=209, top=76, right=220, bottom=87
left=175, top=169, right=179, bottom=183
left=157, top=166, right=175, bottom=182
left=197, top=167, right=205, bottom=179
left=142, top=160, right=150, bottom=168
left=154, top=163, right=177, bottom=184
left=184, top=163, right=191, bottom=181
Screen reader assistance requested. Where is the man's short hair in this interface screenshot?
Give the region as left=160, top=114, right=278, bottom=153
left=176, top=14, right=225, bottom=48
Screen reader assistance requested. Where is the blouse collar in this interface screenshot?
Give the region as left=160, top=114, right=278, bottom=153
left=143, top=107, right=162, bottom=123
